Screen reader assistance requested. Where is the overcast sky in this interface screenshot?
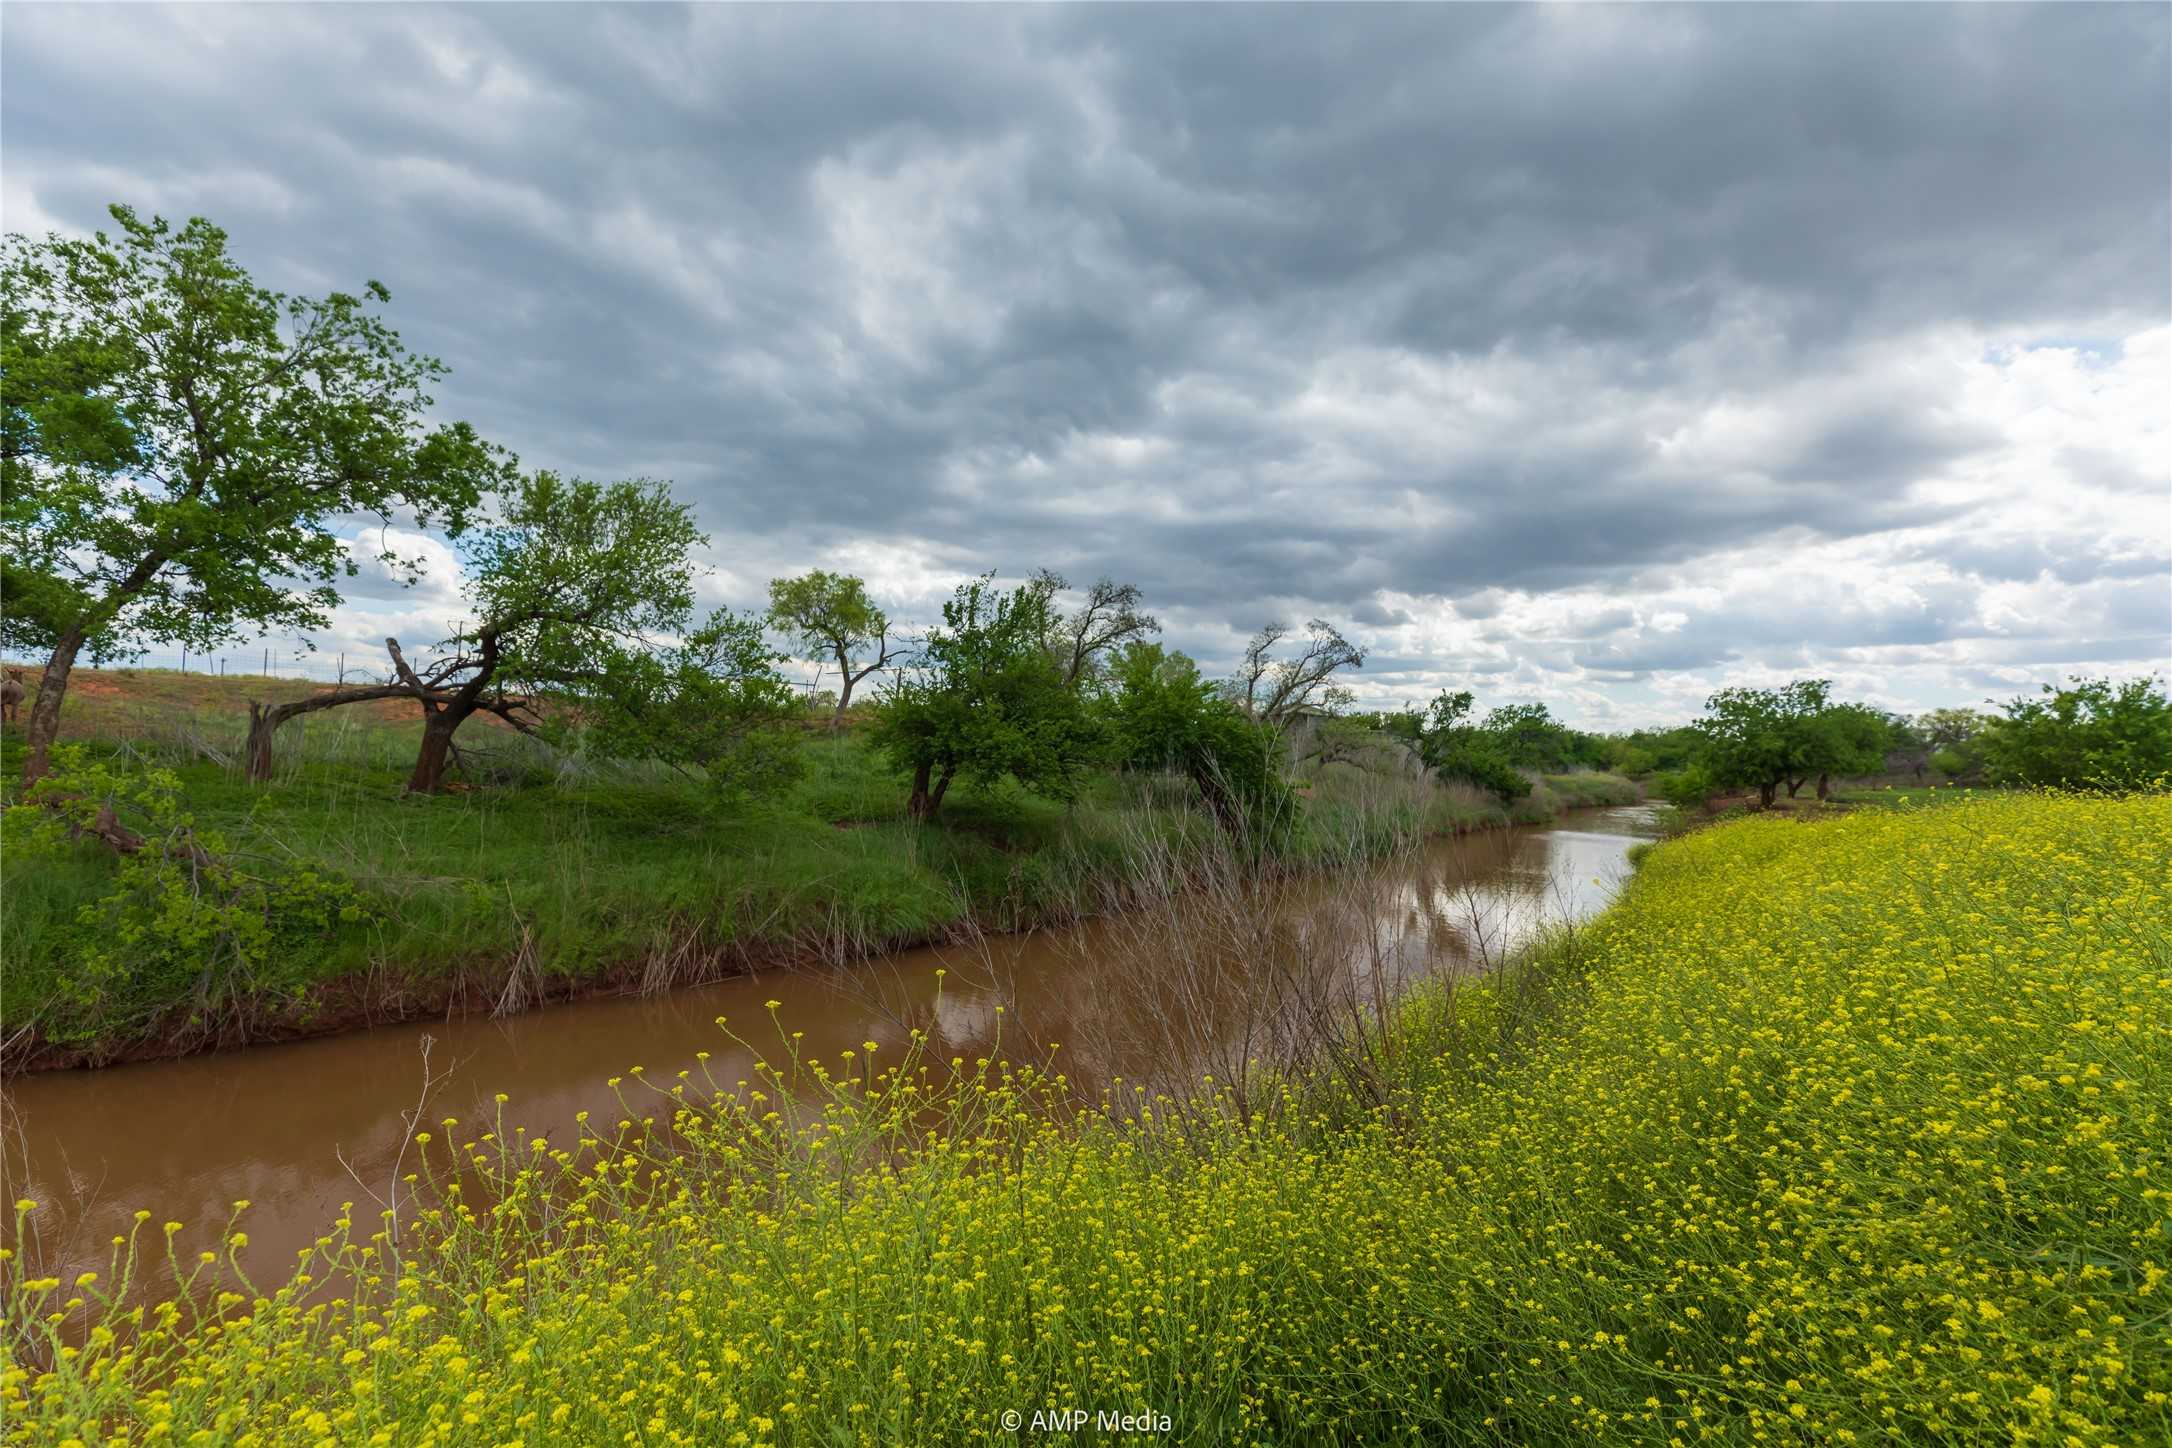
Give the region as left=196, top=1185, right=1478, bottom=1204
left=5, top=2, right=2167, bottom=727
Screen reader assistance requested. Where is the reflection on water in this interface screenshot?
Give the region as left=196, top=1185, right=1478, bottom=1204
left=2, top=804, right=1663, bottom=1294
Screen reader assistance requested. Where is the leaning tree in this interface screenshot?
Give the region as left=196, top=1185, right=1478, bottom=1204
left=1, top=204, right=510, bottom=784
left=239, top=471, right=742, bottom=792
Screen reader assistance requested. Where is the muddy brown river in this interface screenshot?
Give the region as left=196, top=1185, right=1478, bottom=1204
left=3, top=806, right=1661, bottom=1297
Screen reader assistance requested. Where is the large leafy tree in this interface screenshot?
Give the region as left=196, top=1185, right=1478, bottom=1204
left=1978, top=675, right=2171, bottom=789
left=869, top=574, right=1102, bottom=820
left=765, top=569, right=902, bottom=727
left=1, top=205, right=510, bottom=783
left=390, top=472, right=713, bottom=793
left=1695, top=683, right=1808, bottom=808
left=245, top=472, right=736, bottom=791
left=1695, top=679, right=1887, bottom=806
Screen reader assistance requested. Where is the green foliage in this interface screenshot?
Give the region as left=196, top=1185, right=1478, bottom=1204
left=1098, top=642, right=1293, bottom=833
left=1694, top=679, right=1888, bottom=801
left=764, top=570, right=895, bottom=712
left=1917, top=706, right=1990, bottom=751
left=869, top=574, right=1105, bottom=817
left=1978, top=674, right=2172, bottom=789
left=570, top=606, right=805, bottom=808
left=7, top=747, right=373, bottom=1044
left=463, top=472, right=704, bottom=693
left=1482, top=701, right=1602, bottom=771
left=0, top=204, right=510, bottom=659
left=1930, top=747, right=1973, bottom=780
left=1412, top=690, right=1531, bottom=802
left=1658, top=762, right=1716, bottom=808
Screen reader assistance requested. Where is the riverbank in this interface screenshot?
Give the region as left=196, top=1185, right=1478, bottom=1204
left=0, top=669, right=1639, bottom=1072
left=9, top=791, right=2162, bottom=1443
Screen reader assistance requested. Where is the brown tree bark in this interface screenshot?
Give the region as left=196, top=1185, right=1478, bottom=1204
left=905, top=761, right=954, bottom=820
left=1758, top=781, right=1778, bottom=809
left=1816, top=771, right=1832, bottom=800
left=243, top=684, right=419, bottom=782
left=18, top=626, right=86, bottom=786
left=406, top=709, right=470, bottom=794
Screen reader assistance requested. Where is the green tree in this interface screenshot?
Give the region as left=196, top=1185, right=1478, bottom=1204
left=2, top=205, right=510, bottom=783
left=765, top=570, right=902, bottom=728
left=391, top=473, right=714, bottom=793
left=1414, top=690, right=1531, bottom=803
left=574, top=607, right=805, bottom=807
left=1696, top=682, right=1812, bottom=809
left=1480, top=701, right=1601, bottom=771
left=1978, top=675, right=2172, bottom=788
left=1806, top=701, right=1893, bottom=799
left=1103, top=641, right=1289, bottom=831
left=1907, top=706, right=1990, bottom=783
left=869, top=574, right=1102, bottom=820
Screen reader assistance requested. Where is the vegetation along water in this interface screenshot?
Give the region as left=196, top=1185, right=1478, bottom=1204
left=4, top=790, right=2165, bottom=1445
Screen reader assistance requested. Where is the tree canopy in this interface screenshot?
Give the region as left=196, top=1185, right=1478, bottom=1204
left=1410, top=690, right=1532, bottom=803
left=765, top=570, right=899, bottom=727
left=1978, top=675, right=2171, bottom=789
left=869, top=575, right=1102, bottom=820
left=1694, top=679, right=1891, bottom=806
left=1102, top=641, right=1289, bottom=832
left=1, top=204, right=510, bottom=781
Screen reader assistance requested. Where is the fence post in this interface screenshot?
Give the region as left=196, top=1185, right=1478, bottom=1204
left=263, top=648, right=270, bottom=677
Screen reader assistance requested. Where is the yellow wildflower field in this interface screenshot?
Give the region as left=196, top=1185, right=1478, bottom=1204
left=5, top=791, right=2167, bottom=1444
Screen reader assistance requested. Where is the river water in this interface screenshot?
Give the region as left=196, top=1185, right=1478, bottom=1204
left=3, top=804, right=1662, bottom=1296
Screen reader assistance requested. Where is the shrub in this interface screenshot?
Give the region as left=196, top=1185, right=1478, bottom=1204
left=1659, top=762, right=1715, bottom=808
left=5, top=747, right=374, bottom=1045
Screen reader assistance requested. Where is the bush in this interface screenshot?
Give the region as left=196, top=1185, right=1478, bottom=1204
left=1659, top=762, right=1715, bottom=808
left=6, top=747, right=375, bottom=1045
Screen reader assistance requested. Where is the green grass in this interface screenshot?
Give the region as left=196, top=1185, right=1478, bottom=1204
left=8, top=791, right=2163, bottom=1444
left=1, top=669, right=1640, bottom=1057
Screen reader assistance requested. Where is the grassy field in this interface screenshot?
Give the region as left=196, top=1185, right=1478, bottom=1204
left=5, top=790, right=2163, bottom=1444
left=0, top=669, right=1637, bottom=1062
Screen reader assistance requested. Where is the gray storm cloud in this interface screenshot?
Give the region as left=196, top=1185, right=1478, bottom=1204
left=3, top=2, right=2166, bottom=723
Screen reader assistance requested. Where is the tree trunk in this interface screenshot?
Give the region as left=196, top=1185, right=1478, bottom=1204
left=1816, top=771, right=1831, bottom=801
left=1758, top=781, right=1778, bottom=809
left=242, top=684, right=425, bottom=784
left=19, top=626, right=86, bottom=786
left=831, top=681, right=852, bottom=731
left=1785, top=777, right=1804, bottom=797
left=245, top=701, right=277, bottom=783
left=906, top=761, right=954, bottom=820
left=406, top=710, right=466, bottom=794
